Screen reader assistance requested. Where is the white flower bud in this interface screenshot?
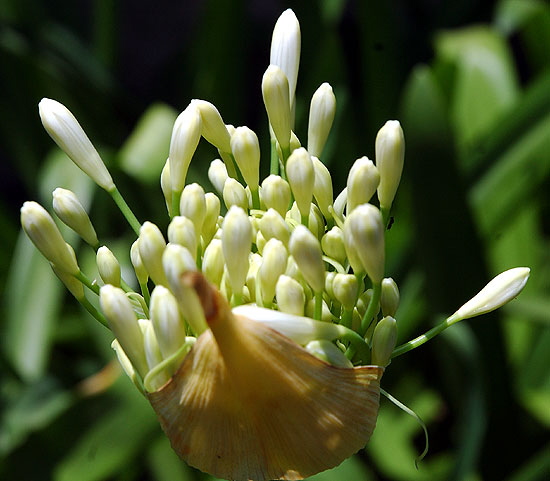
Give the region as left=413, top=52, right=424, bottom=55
left=38, top=98, right=115, bottom=191
left=223, top=177, right=248, bottom=210
left=191, top=99, right=231, bottom=152
left=311, top=156, right=333, bottom=220
left=332, top=273, right=359, bottom=311
left=230, top=126, right=260, bottom=193
left=289, top=225, right=325, bottom=293
left=270, top=9, right=301, bottom=111
left=275, top=274, right=305, bottom=316
left=130, top=239, right=148, bottom=285
left=448, top=267, right=530, bottom=323
left=321, top=226, right=347, bottom=266
left=286, top=147, right=314, bottom=220
left=202, top=193, right=221, bottom=244
left=169, top=105, right=202, bottom=193
left=376, top=120, right=405, bottom=212
left=381, top=277, right=400, bottom=317
left=344, top=204, right=385, bottom=283
left=333, top=187, right=347, bottom=219
left=260, top=208, right=290, bottom=246
left=52, top=188, right=98, bottom=247
left=346, top=157, right=380, bottom=213
left=150, top=285, right=187, bottom=358
left=51, top=244, right=84, bottom=300
left=260, top=175, right=291, bottom=217
left=100, top=285, right=148, bottom=377
left=141, top=319, right=163, bottom=370
left=262, top=65, right=291, bottom=150
left=202, top=238, right=224, bottom=286
left=371, top=316, right=397, bottom=367
left=307, top=83, right=336, bottom=158
left=97, top=246, right=121, bottom=287
left=208, top=158, right=229, bottom=195
left=138, top=221, right=168, bottom=286
left=259, top=238, right=288, bottom=305
left=222, top=206, right=252, bottom=298
left=160, top=158, right=172, bottom=215
left=179, top=183, right=206, bottom=235
left=305, top=340, right=352, bottom=368
left=168, top=216, right=197, bottom=258
left=21, top=201, right=79, bottom=275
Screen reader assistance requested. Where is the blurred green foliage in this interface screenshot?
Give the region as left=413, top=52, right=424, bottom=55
left=1, top=0, right=549, bottom=480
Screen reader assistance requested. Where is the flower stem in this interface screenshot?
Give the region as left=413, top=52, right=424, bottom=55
left=360, top=281, right=382, bottom=336
left=80, top=297, right=109, bottom=328
left=75, top=270, right=100, bottom=295
left=109, top=186, right=141, bottom=235
left=391, top=317, right=453, bottom=358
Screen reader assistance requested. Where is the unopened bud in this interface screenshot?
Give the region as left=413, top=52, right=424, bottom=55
left=202, top=238, right=224, bottom=286
left=52, top=188, right=98, bottom=247
left=208, top=158, right=229, bottom=195
left=230, top=126, right=260, bottom=193
left=222, top=206, right=252, bottom=298
left=276, top=274, right=305, bottom=316
left=179, top=183, right=206, bottom=235
left=321, top=226, right=347, bottom=266
left=223, top=177, right=248, bottom=210
left=261, top=175, right=291, bottom=217
left=260, top=208, right=290, bottom=246
left=150, top=285, right=187, bottom=358
left=332, top=273, right=359, bottom=311
left=376, top=120, right=405, bottom=212
left=160, top=158, right=172, bottom=215
left=289, top=225, right=325, bottom=293
left=97, top=246, right=121, bottom=287
left=130, top=239, right=149, bottom=285
left=191, top=99, right=231, bottom=152
left=371, top=316, right=397, bottom=367
left=346, top=157, right=380, bottom=213
left=305, top=340, right=352, bottom=368
left=311, top=156, right=333, bottom=219
left=138, top=221, right=168, bottom=286
left=259, top=238, right=288, bottom=305
left=168, top=216, right=197, bottom=258
left=381, top=277, right=400, bottom=317
left=286, top=147, right=314, bottom=219
left=202, top=193, right=221, bottom=244
left=262, top=65, right=291, bottom=150
left=307, top=83, right=336, bottom=158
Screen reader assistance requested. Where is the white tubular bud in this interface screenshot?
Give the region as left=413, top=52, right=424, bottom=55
left=325, top=271, right=336, bottom=300
left=261, top=175, right=291, bottom=217
left=346, top=156, right=380, bottom=213
left=150, top=285, right=187, bottom=358
left=169, top=105, right=202, bottom=193
left=52, top=188, right=98, bottom=247
left=332, top=273, right=359, bottom=311
left=307, top=82, right=336, bottom=158
left=168, top=216, right=197, bottom=258
left=343, top=204, right=385, bottom=283
left=21, top=201, right=79, bottom=275
left=321, top=226, right=347, bottom=266
left=130, top=239, right=148, bottom=285
left=179, top=183, right=206, bottom=235
left=208, top=158, right=229, bottom=195
left=371, top=316, right=398, bottom=367
left=202, top=193, right=221, bottom=244
left=138, top=221, right=168, bottom=286
left=162, top=244, right=197, bottom=291
left=259, top=238, right=288, bottom=305
left=230, top=126, right=260, bottom=193
left=202, top=238, right=224, bottom=286
left=276, top=274, right=305, bottom=316
left=259, top=208, right=291, bottom=246
left=97, top=246, right=121, bottom=287
left=222, top=206, right=252, bottom=298
left=376, top=120, right=405, bottom=212
left=191, top=99, right=231, bottom=152
left=333, top=187, right=347, bottom=218
left=100, top=285, right=148, bottom=377
left=311, top=156, right=333, bottom=219
left=448, top=267, right=530, bottom=323
left=141, top=319, right=162, bottom=369
left=381, top=277, right=400, bottom=317
left=289, top=225, right=325, bottom=293
left=223, top=177, right=248, bottom=211
left=160, top=159, right=172, bottom=215
left=305, top=340, right=352, bottom=368
left=262, top=65, right=291, bottom=150
left=286, top=147, right=314, bottom=219
left=51, top=244, right=84, bottom=300
left=38, top=98, right=114, bottom=191
left=270, top=9, right=301, bottom=111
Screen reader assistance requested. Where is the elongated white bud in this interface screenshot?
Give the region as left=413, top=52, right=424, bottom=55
left=222, top=206, right=252, bottom=298
left=97, top=246, right=121, bottom=287
left=150, top=285, right=187, bottom=358
left=311, top=156, right=333, bottom=219
left=208, top=158, right=229, bottom=195
left=346, top=157, right=380, bottom=213
left=202, top=238, right=224, bottom=286
left=376, top=120, right=404, bottom=212
left=39, top=98, right=115, bottom=191
left=275, top=274, right=305, bottom=316
left=371, top=316, right=397, bottom=367
left=202, top=193, right=221, bottom=244
left=179, top=183, right=206, bottom=235
left=286, top=148, right=314, bottom=219
left=307, top=83, right=336, bottom=158
left=191, top=99, right=231, bottom=152
left=51, top=244, right=84, bottom=300
left=223, top=178, right=248, bottom=210
left=289, top=225, right=325, bottom=293
left=230, top=126, right=260, bottom=194
left=52, top=188, right=98, bottom=247
left=332, top=273, right=359, bottom=311
left=321, top=227, right=346, bottom=266
left=168, top=216, right=197, bottom=258
left=262, top=65, right=291, bottom=150
left=130, top=239, right=149, bottom=285
left=381, top=277, right=400, bottom=317
left=260, top=208, right=290, bottom=246
left=138, top=222, right=168, bottom=286
left=448, top=267, right=530, bottom=323
left=259, top=238, right=288, bottom=305
left=160, top=158, right=172, bottom=215
left=261, top=175, right=291, bottom=217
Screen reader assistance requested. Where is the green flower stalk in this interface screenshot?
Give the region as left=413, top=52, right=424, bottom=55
left=21, top=8, right=530, bottom=481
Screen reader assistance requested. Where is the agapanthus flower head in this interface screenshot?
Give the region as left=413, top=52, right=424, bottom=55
left=22, top=8, right=530, bottom=481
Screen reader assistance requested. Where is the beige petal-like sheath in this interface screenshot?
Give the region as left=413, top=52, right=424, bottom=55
left=147, top=273, right=383, bottom=481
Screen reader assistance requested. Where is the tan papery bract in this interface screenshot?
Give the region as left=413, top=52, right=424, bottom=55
left=147, top=273, right=383, bottom=481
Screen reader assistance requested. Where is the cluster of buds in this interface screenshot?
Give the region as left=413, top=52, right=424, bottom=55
left=20, top=9, right=529, bottom=481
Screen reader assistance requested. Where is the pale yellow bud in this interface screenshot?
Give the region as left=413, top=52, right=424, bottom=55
left=179, top=183, right=206, bottom=235
left=191, top=99, right=231, bottom=152
left=276, top=274, right=305, bottom=316
left=168, top=216, right=197, bottom=258
left=260, top=175, right=291, bottom=217
left=260, top=208, right=290, bottom=246
left=307, top=83, right=336, bottom=158
left=371, top=316, right=397, bottom=367
left=255, top=229, right=267, bottom=254
left=208, top=158, right=229, bottom=195
left=344, top=204, right=385, bottom=283
left=169, top=105, right=202, bottom=193
left=376, top=120, right=405, bottom=212
left=130, top=239, right=149, bottom=285
left=202, top=238, right=224, bottom=286
left=305, top=340, right=352, bottom=368
left=222, top=206, right=252, bottom=298
left=332, top=273, right=359, bottom=311
left=52, top=188, right=98, bottom=247
left=347, top=157, right=380, bottom=213
left=333, top=187, right=347, bottom=219
left=223, top=177, right=248, bottom=210
left=97, top=246, right=121, bottom=287
left=289, top=225, right=325, bottom=293
left=21, top=201, right=79, bottom=275
left=262, top=65, right=291, bottom=150
left=150, top=285, right=187, bottom=358
left=324, top=271, right=336, bottom=300
left=311, top=156, right=333, bottom=219
left=286, top=147, right=314, bottom=219
left=160, top=158, right=172, bottom=215
left=230, top=126, right=260, bottom=193
left=141, top=319, right=162, bottom=370
left=259, top=238, right=288, bottom=305
left=202, top=193, right=221, bottom=244
left=381, top=277, right=400, bottom=317
left=138, top=221, right=168, bottom=286
left=321, top=226, right=346, bottom=266
left=100, top=285, right=148, bottom=377
left=39, top=98, right=114, bottom=191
